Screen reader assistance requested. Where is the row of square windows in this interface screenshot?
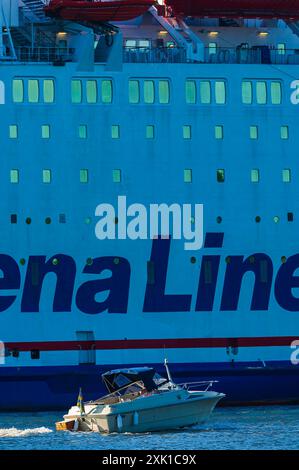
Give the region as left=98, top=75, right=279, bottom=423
left=6, top=124, right=291, bottom=140
left=11, top=78, right=287, bottom=106
left=7, top=168, right=293, bottom=184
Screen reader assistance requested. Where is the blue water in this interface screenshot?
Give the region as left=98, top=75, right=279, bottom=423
left=0, top=406, right=298, bottom=450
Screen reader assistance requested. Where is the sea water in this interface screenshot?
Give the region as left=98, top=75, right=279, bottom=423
left=0, top=406, right=298, bottom=450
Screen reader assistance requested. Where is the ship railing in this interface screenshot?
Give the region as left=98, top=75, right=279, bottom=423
left=178, top=380, right=219, bottom=392
left=123, top=45, right=299, bottom=65
left=14, top=46, right=75, bottom=63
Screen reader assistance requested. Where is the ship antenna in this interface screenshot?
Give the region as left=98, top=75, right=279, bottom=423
left=164, top=358, right=173, bottom=384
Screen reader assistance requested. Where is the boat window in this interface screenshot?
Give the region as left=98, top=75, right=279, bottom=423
left=256, top=81, right=267, bottom=104
left=43, top=79, right=55, bottom=103
left=215, top=125, right=223, bottom=139
left=251, top=169, right=260, bottom=183
left=112, top=169, right=121, bottom=183
left=200, top=81, right=211, bottom=104
left=111, top=125, right=120, bottom=139
left=146, top=125, right=154, bottom=139
left=139, top=40, right=150, bottom=49
left=184, top=169, right=192, bottom=183
left=129, top=80, right=140, bottom=104
left=86, top=80, right=97, bottom=104
left=282, top=169, right=291, bottom=183
left=80, top=169, right=88, bottom=184
left=43, top=169, right=51, bottom=183
left=71, top=79, right=82, bottom=103
left=280, top=125, right=289, bottom=139
left=158, top=80, right=170, bottom=104
left=242, top=81, right=252, bottom=104
left=277, top=43, right=286, bottom=55
left=185, top=80, right=196, bottom=104
left=12, top=79, right=24, bottom=103
left=271, top=81, right=282, bottom=104
left=78, top=125, right=87, bottom=139
left=31, top=350, right=40, bottom=360
left=28, top=79, right=39, bottom=103
left=250, top=126, right=258, bottom=139
left=10, top=169, right=19, bottom=184
left=183, top=125, right=191, bottom=139
left=125, top=39, right=137, bottom=49
left=102, top=80, right=112, bottom=103
left=144, top=80, right=155, bottom=103
left=215, top=81, right=226, bottom=104
left=208, top=42, right=217, bottom=55
left=9, top=125, right=18, bottom=139
left=41, top=125, right=50, bottom=139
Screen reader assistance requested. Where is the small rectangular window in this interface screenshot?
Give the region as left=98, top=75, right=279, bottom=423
left=184, top=169, right=192, bottom=183
left=185, top=80, right=196, bottom=104
left=71, top=79, right=82, bottom=103
left=80, top=169, right=89, bottom=183
left=43, top=79, right=55, bottom=103
left=113, top=169, right=121, bottom=183
left=59, top=213, right=66, bottom=224
left=11, top=214, right=17, bottom=224
left=215, top=125, right=223, bottom=139
left=215, top=81, right=226, bottom=104
left=31, top=350, right=40, bottom=360
left=41, top=125, right=50, bottom=139
left=144, top=80, right=155, bottom=104
left=287, top=212, right=294, bottom=222
left=281, top=126, right=289, bottom=140
left=250, top=126, right=258, bottom=139
left=158, top=80, right=170, bottom=104
left=111, top=125, right=120, bottom=139
left=146, top=125, right=154, bottom=139
left=217, top=169, right=225, bottom=183
left=183, top=125, right=191, bottom=140
left=251, top=169, right=260, bottom=183
left=10, top=169, right=19, bottom=184
left=200, top=81, right=211, bottom=104
left=78, top=125, right=87, bottom=139
left=102, top=80, right=112, bottom=103
left=282, top=169, right=291, bottom=183
left=271, top=82, right=282, bottom=105
left=43, top=169, right=51, bottom=183
left=9, top=125, right=18, bottom=139
left=208, top=42, right=217, bottom=55
left=28, top=79, right=39, bottom=103
left=242, top=81, right=252, bottom=104
left=129, top=80, right=140, bottom=104
left=13, top=79, right=24, bottom=103
left=86, top=80, right=97, bottom=104
left=256, top=81, right=267, bottom=104
left=277, top=43, right=286, bottom=55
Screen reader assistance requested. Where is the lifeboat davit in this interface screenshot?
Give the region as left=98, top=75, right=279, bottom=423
left=44, top=0, right=154, bottom=23
left=165, top=0, right=299, bottom=19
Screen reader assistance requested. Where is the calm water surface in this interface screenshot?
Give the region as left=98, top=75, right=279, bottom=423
left=0, top=406, right=298, bottom=450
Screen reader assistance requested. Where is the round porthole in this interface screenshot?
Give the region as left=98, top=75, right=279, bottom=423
left=255, top=216, right=261, bottom=223
left=26, top=217, right=32, bottom=225
left=45, top=217, right=51, bottom=225
left=86, top=258, right=93, bottom=266
left=216, top=216, right=222, bottom=224
left=52, top=258, right=59, bottom=266
left=190, top=256, right=196, bottom=264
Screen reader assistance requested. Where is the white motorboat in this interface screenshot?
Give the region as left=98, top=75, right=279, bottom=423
left=56, top=361, right=225, bottom=433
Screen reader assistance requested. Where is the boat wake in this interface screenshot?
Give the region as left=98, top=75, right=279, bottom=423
left=0, top=427, right=53, bottom=438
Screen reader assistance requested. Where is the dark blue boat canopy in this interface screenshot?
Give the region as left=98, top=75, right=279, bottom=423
left=102, top=367, right=163, bottom=393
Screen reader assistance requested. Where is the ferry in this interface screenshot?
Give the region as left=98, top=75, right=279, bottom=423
left=0, top=0, right=299, bottom=409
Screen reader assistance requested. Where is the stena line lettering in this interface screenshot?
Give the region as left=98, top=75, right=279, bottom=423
left=0, top=81, right=4, bottom=105
left=290, top=80, right=299, bottom=105
left=1, top=234, right=299, bottom=314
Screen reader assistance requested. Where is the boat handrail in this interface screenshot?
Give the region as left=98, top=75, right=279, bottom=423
left=178, top=380, right=218, bottom=391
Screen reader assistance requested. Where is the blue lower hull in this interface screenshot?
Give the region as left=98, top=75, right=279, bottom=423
left=0, top=361, right=298, bottom=410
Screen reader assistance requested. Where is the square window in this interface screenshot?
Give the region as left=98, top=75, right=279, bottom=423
left=146, top=125, right=154, bottom=139
left=111, top=125, right=120, bottom=139
left=10, top=169, right=19, bottom=184
left=215, top=125, right=223, bottom=139
left=42, top=125, right=50, bottom=139
left=31, top=350, right=40, bottom=360
left=79, top=125, right=87, bottom=139
left=183, top=125, right=191, bottom=139
left=251, top=169, right=260, bottom=183
left=113, top=169, right=121, bottom=183
left=184, top=169, right=192, bottom=183
left=250, top=126, right=258, bottom=139
left=80, top=169, right=89, bottom=183
left=282, top=169, right=291, bottom=183
left=43, top=169, right=51, bottom=183
left=9, top=125, right=18, bottom=139
left=217, top=169, right=225, bottom=182
left=281, top=126, right=289, bottom=140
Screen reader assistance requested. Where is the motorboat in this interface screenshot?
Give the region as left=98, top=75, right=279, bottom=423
left=56, top=361, right=225, bottom=433
left=44, top=0, right=154, bottom=23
